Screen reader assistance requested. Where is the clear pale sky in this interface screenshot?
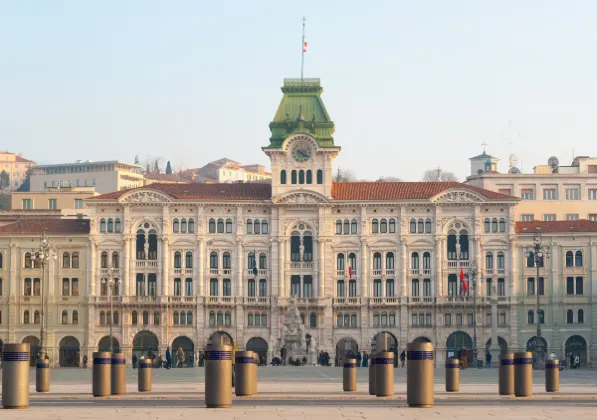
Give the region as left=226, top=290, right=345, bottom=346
left=1, top=1, right=596, bottom=181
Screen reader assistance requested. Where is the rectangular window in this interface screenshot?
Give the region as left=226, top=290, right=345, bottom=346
left=499, top=313, right=506, bottom=326
left=22, top=199, right=32, bottom=209
left=565, top=188, right=580, bottom=200
left=174, top=278, right=181, bottom=296
left=588, top=189, right=597, bottom=200
left=520, top=188, right=534, bottom=200
left=425, top=313, right=431, bottom=327
left=385, top=279, right=394, bottom=297
left=75, top=199, right=83, bottom=209
left=445, top=313, right=452, bottom=327
left=222, top=279, right=231, bottom=296
left=566, top=277, right=574, bottom=295
left=498, top=188, right=512, bottom=196
left=467, top=313, right=473, bottom=327
left=543, top=189, right=556, bottom=200
left=33, top=278, right=40, bottom=296
left=291, top=276, right=300, bottom=297
left=48, top=199, right=57, bottom=210
left=589, top=214, right=597, bottom=222
left=348, top=280, right=356, bottom=297
left=303, top=277, right=313, bottom=298
left=521, top=214, right=534, bottom=222
left=210, top=279, right=218, bottom=296
left=456, top=313, right=463, bottom=326
left=374, top=280, right=382, bottom=297
left=447, top=276, right=457, bottom=296
left=498, top=278, right=505, bottom=296
left=543, top=214, right=556, bottom=221
left=423, top=279, right=431, bottom=297
left=62, top=278, right=70, bottom=296
left=248, top=279, right=256, bottom=297
left=576, top=277, right=584, bottom=295
left=566, top=214, right=579, bottom=221
left=411, top=313, right=418, bottom=327
left=72, top=278, right=79, bottom=296
left=411, top=279, right=420, bottom=297
left=185, top=278, right=192, bottom=296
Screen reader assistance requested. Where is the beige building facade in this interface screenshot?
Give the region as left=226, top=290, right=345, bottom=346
left=3, top=187, right=97, bottom=217
left=0, top=150, right=36, bottom=190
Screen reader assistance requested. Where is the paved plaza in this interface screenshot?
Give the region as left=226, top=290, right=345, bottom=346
left=1, top=367, right=596, bottom=419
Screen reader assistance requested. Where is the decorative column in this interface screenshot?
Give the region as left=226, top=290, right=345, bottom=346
left=318, top=239, right=325, bottom=297
left=129, top=236, right=136, bottom=296
left=279, top=240, right=286, bottom=297
left=161, top=236, right=169, bottom=296
left=400, top=240, right=407, bottom=297
left=435, top=238, right=442, bottom=297
left=360, top=239, right=368, bottom=297
left=198, top=239, right=204, bottom=296
left=237, top=239, right=243, bottom=297
left=490, top=286, right=500, bottom=361
left=89, top=241, right=96, bottom=297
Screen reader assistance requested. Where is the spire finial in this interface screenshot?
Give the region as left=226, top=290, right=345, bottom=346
left=481, top=141, right=488, bottom=153
left=301, top=17, right=307, bottom=81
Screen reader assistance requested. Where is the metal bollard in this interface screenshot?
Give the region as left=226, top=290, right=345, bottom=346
left=375, top=351, right=394, bottom=397
left=205, top=341, right=233, bottom=408
left=514, top=351, right=532, bottom=397
left=2, top=343, right=30, bottom=409
left=92, top=351, right=111, bottom=397
left=445, top=358, right=460, bottom=392
left=138, top=358, right=152, bottom=392
left=499, top=353, right=514, bottom=395
left=235, top=350, right=258, bottom=396
left=111, top=353, right=126, bottom=395
left=368, top=358, right=376, bottom=395
left=545, top=359, right=559, bottom=392
left=343, top=358, right=357, bottom=392
left=406, top=342, right=434, bottom=408
left=36, top=357, right=50, bottom=393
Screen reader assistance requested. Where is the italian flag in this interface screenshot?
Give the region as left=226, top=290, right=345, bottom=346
left=302, top=41, right=308, bottom=52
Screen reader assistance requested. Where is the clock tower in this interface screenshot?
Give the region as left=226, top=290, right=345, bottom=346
left=263, top=78, right=340, bottom=200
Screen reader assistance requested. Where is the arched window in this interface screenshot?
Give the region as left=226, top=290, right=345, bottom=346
left=254, top=220, right=261, bottom=234
left=115, top=218, right=121, bottom=233
left=24, top=310, right=30, bottom=324
left=223, top=252, right=231, bottom=269
left=492, top=218, right=498, bottom=232
left=181, top=218, right=187, bottom=233
left=497, top=252, right=505, bottom=269
left=373, top=252, right=382, bottom=270
left=411, top=252, right=420, bottom=269
left=24, top=252, right=32, bottom=268
left=298, top=170, right=305, bottom=184
left=389, top=219, right=396, bottom=233
left=335, top=220, right=342, bottom=234
left=380, top=219, right=387, bottom=233
left=226, top=218, right=232, bottom=233
left=110, top=251, right=118, bottom=268
left=185, top=251, right=193, bottom=268
left=317, top=169, right=323, bottom=184
left=343, top=219, right=349, bottom=234
left=33, top=252, right=41, bottom=268
left=566, top=309, right=573, bottom=324
left=62, top=310, right=68, bottom=324
left=262, top=220, right=268, bottom=234
left=188, top=218, right=194, bottom=233
left=306, top=170, right=312, bottom=184
left=538, top=309, right=545, bottom=324
left=422, top=252, right=431, bottom=270
left=280, top=170, right=287, bottom=184
left=417, top=218, right=424, bottom=233
left=101, top=251, right=108, bottom=269
left=100, top=219, right=106, bottom=233
left=153, top=311, right=160, bottom=325
left=72, top=252, right=79, bottom=268
left=575, top=250, right=583, bottom=267
left=246, top=219, right=253, bottom=234
left=107, top=218, right=113, bottom=233
left=174, top=312, right=179, bottom=325
left=486, top=252, right=493, bottom=269
left=209, top=252, right=218, bottom=269
left=372, top=219, right=379, bottom=233
left=209, top=219, right=216, bottom=233
left=348, top=253, right=357, bottom=271
left=410, top=219, right=416, bottom=233
left=132, top=311, right=138, bottom=325
left=248, top=252, right=256, bottom=269
left=578, top=309, right=584, bottom=323
left=425, top=218, right=432, bottom=233
left=217, top=219, right=224, bottom=233
left=173, top=218, right=180, bottom=233
left=337, top=253, right=345, bottom=270
left=72, top=310, right=78, bottom=324
left=484, top=218, right=490, bottom=233
left=259, top=253, right=267, bottom=269
left=527, top=310, right=534, bottom=324
left=527, top=251, right=535, bottom=268
left=209, top=311, right=215, bottom=327
left=499, top=218, right=505, bottom=232
left=291, top=170, right=297, bottom=184
left=174, top=252, right=182, bottom=269
left=386, top=252, right=395, bottom=269
left=34, top=310, right=40, bottom=324
left=309, top=312, right=317, bottom=327
left=63, top=252, right=71, bottom=268
left=351, top=219, right=358, bottom=234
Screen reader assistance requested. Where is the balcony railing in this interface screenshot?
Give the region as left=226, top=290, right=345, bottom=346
left=204, top=296, right=236, bottom=305
left=246, top=269, right=268, bottom=276
left=422, top=269, right=431, bottom=275
left=333, top=297, right=361, bottom=306
left=296, top=297, right=319, bottom=305
left=497, top=268, right=505, bottom=275
left=411, top=269, right=420, bottom=275
left=385, top=269, right=395, bottom=276
left=372, top=269, right=382, bottom=276
left=243, top=297, right=271, bottom=305
left=168, top=296, right=197, bottom=303
left=369, top=297, right=399, bottom=305
left=336, top=270, right=345, bottom=277
left=486, top=269, right=494, bottom=275
left=290, top=262, right=314, bottom=269
left=447, top=261, right=470, bottom=268
left=136, top=260, right=159, bottom=268
left=408, top=296, right=434, bottom=304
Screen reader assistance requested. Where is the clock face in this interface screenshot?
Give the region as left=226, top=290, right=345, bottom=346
left=292, top=144, right=312, bottom=162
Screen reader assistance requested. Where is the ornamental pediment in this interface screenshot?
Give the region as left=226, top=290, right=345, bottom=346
left=431, top=190, right=484, bottom=204
left=273, top=191, right=329, bottom=205
left=119, top=190, right=173, bottom=204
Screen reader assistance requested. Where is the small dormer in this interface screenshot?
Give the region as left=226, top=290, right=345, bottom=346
left=470, top=151, right=499, bottom=176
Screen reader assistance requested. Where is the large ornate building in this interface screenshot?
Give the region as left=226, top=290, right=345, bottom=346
left=0, top=78, right=594, bottom=367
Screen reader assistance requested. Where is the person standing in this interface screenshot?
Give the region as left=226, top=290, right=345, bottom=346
left=165, top=347, right=171, bottom=369
left=132, top=354, right=138, bottom=369
left=486, top=350, right=492, bottom=368
left=400, top=350, right=406, bottom=368
left=356, top=351, right=362, bottom=367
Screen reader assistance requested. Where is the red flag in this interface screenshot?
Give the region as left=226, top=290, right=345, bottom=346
left=348, top=266, right=353, bottom=279
left=459, top=268, right=465, bottom=281
left=462, top=279, right=469, bottom=294
left=302, top=41, right=308, bottom=52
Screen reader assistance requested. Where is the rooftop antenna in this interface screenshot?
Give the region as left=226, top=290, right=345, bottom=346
left=300, top=17, right=307, bottom=81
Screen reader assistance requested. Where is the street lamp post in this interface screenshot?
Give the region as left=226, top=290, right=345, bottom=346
left=524, top=231, right=551, bottom=368
left=102, top=264, right=118, bottom=353
left=470, top=261, right=478, bottom=365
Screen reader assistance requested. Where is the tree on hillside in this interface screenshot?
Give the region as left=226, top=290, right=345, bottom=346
left=134, top=155, right=140, bottom=165
left=165, top=161, right=172, bottom=174
left=422, top=168, right=458, bottom=182
left=0, top=170, right=9, bottom=188
left=376, top=176, right=402, bottom=182
left=16, top=168, right=31, bottom=192
left=154, top=160, right=160, bottom=173
left=146, top=163, right=151, bottom=173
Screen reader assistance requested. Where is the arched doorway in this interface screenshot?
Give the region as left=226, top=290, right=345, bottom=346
left=133, top=330, right=159, bottom=360
left=446, top=331, right=473, bottom=364
left=565, top=335, right=587, bottom=366
left=336, top=337, right=359, bottom=366
left=413, top=336, right=432, bottom=343
left=246, top=337, right=268, bottom=365
left=525, top=336, right=548, bottom=365
left=59, top=336, right=80, bottom=367
left=172, top=336, right=194, bottom=367
left=371, top=331, right=398, bottom=367
left=22, top=336, right=40, bottom=366
left=98, top=336, right=121, bottom=353
left=485, top=337, right=508, bottom=355
left=209, top=331, right=234, bottom=347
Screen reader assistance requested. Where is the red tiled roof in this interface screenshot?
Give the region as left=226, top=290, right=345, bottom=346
left=0, top=219, right=90, bottom=235
left=332, top=182, right=515, bottom=201
left=15, top=155, right=35, bottom=163
left=515, top=220, right=597, bottom=233
left=90, top=181, right=516, bottom=202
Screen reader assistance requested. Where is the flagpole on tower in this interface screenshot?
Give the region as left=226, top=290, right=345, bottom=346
left=301, top=16, right=307, bottom=81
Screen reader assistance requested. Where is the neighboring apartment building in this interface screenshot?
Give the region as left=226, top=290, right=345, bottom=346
left=30, top=161, right=145, bottom=194
left=466, top=154, right=597, bottom=222
left=0, top=186, right=98, bottom=217
left=143, top=173, right=190, bottom=186
left=0, top=151, right=36, bottom=190
left=183, top=158, right=272, bottom=183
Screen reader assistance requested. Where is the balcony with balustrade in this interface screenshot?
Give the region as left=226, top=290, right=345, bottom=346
left=243, top=296, right=271, bottom=307
left=332, top=297, right=362, bottom=308
left=204, top=296, right=236, bottom=307
left=368, top=296, right=400, bottom=307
